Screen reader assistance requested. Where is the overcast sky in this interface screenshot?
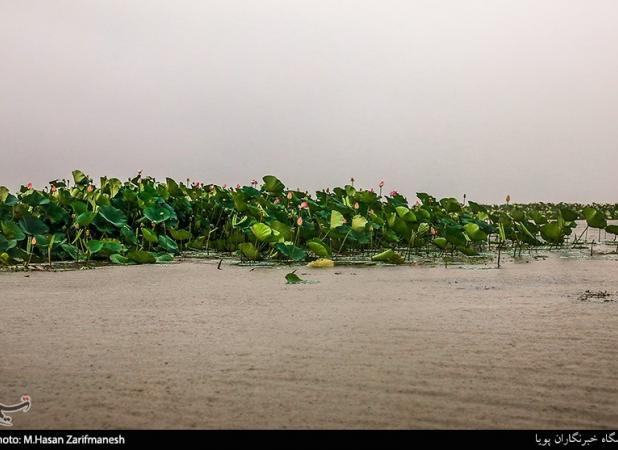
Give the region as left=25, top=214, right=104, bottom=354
left=1, top=1, right=617, bottom=203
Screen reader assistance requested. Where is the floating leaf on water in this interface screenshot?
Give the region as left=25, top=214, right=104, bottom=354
left=127, top=250, right=157, bottom=264
left=371, top=249, right=405, bottom=264
left=307, top=258, right=335, bottom=268
left=285, top=272, right=304, bottom=284
left=109, top=253, right=131, bottom=265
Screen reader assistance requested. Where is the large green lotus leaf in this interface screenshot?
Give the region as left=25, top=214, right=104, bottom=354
left=457, top=245, right=479, bottom=256
left=127, top=249, right=157, bottom=264
left=19, top=215, right=49, bottom=235
left=355, top=191, right=377, bottom=204
left=395, top=206, right=417, bottom=223
left=540, top=222, right=563, bottom=243
left=169, top=228, right=192, bottom=241
left=371, top=249, right=404, bottom=264
left=70, top=200, right=89, bottom=215
left=251, top=223, right=272, bottom=241
left=606, top=225, right=618, bottom=235
left=417, top=222, right=431, bottom=235
left=144, top=204, right=173, bottom=224
left=444, top=226, right=467, bottom=246
left=510, top=208, right=525, bottom=221
left=262, top=175, right=285, bottom=194
left=86, top=239, right=104, bottom=254
left=270, top=220, right=293, bottom=241
left=92, top=214, right=117, bottom=234
left=0, top=235, right=17, bottom=252
left=142, top=228, right=158, bottom=243
left=107, top=178, right=122, bottom=198
left=330, top=210, right=346, bottom=229
left=2, top=221, right=26, bottom=241
left=109, top=253, right=131, bottom=265
left=432, top=237, right=448, bottom=250
left=440, top=197, right=462, bottom=213
left=0, top=186, right=9, bottom=203
left=155, top=253, right=174, bottom=263
left=72, top=169, right=90, bottom=186
left=306, top=239, right=331, bottom=257
left=61, top=243, right=82, bottom=260
left=76, top=211, right=97, bottom=227
left=415, top=208, right=431, bottom=221
left=20, top=190, right=50, bottom=207
left=351, top=215, right=368, bottom=232
left=529, top=210, right=548, bottom=225
left=275, top=243, right=307, bottom=261
left=120, top=226, right=138, bottom=245
left=100, top=239, right=124, bottom=255
left=560, top=207, right=578, bottom=222
left=583, top=207, right=607, bottom=229
left=44, top=203, right=69, bottom=224
left=98, top=205, right=127, bottom=227
left=0, top=252, right=10, bottom=265
left=158, top=234, right=179, bottom=253
left=238, top=242, right=259, bottom=260
left=463, top=223, right=487, bottom=242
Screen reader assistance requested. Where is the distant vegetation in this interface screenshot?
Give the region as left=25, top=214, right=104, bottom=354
left=1, top=170, right=616, bottom=267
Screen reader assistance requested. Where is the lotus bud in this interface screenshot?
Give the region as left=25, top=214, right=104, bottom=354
left=87, top=185, right=93, bottom=193
left=31, top=237, right=37, bottom=246
left=27, top=182, right=33, bottom=189
left=379, top=180, right=384, bottom=188
left=506, top=194, right=511, bottom=204
left=300, top=201, right=309, bottom=209
left=274, top=198, right=280, bottom=204
left=85, top=229, right=90, bottom=237
left=354, top=202, right=360, bottom=209
left=287, top=192, right=293, bottom=200
left=297, top=216, right=303, bottom=226
left=390, top=190, right=398, bottom=196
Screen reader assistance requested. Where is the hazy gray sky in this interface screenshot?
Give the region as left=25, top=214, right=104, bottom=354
left=1, top=1, right=617, bottom=203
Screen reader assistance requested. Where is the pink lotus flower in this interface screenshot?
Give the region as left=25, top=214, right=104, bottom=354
left=369, top=188, right=374, bottom=193
left=415, top=200, right=421, bottom=206
left=27, top=182, right=33, bottom=189
left=378, top=180, right=384, bottom=188
left=389, top=190, right=398, bottom=196
left=87, top=185, right=93, bottom=193
left=236, top=184, right=241, bottom=189
left=287, top=192, right=293, bottom=200
left=299, top=201, right=309, bottom=209
left=296, top=216, right=303, bottom=226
